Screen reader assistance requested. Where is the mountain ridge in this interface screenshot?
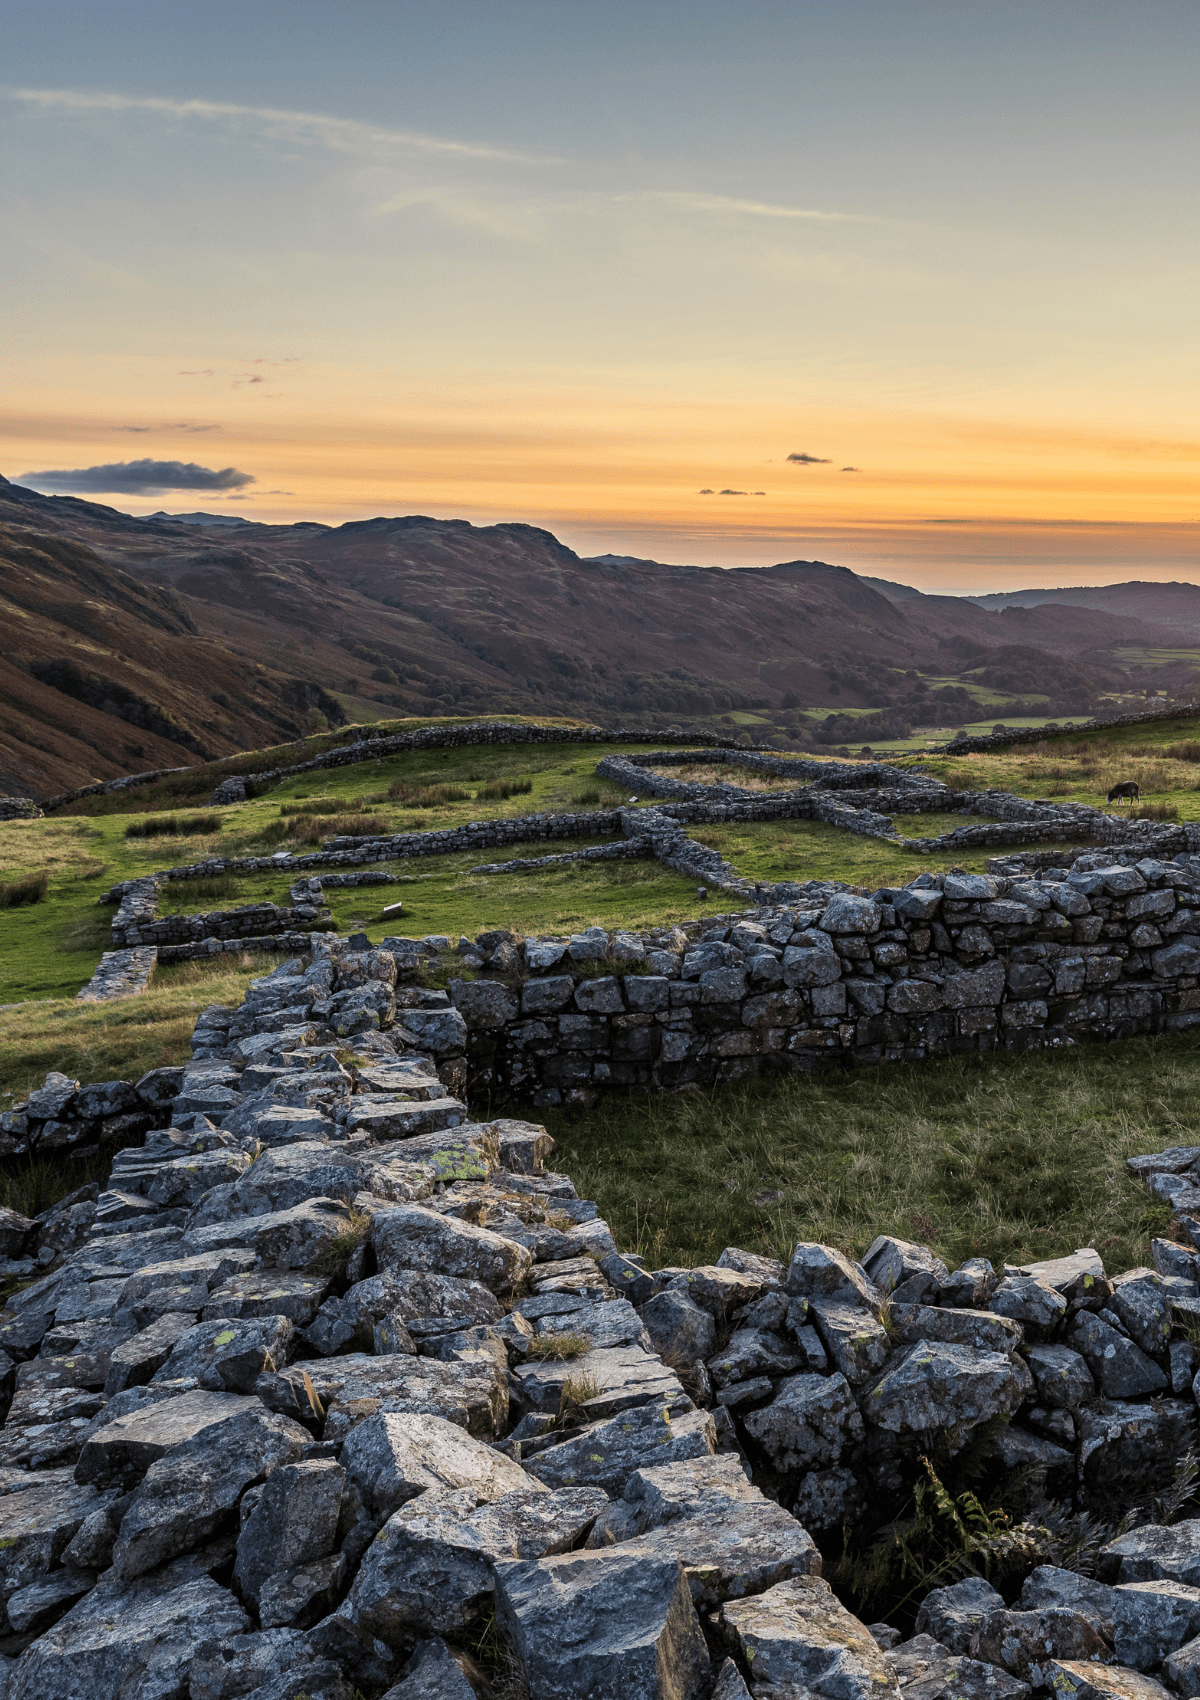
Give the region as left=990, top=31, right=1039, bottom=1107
left=0, top=473, right=1190, bottom=798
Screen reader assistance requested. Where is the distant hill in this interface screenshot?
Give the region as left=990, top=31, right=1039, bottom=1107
left=139, top=510, right=270, bottom=529
left=0, top=495, right=345, bottom=797
left=0, top=471, right=1181, bottom=796
left=859, top=575, right=927, bottom=603
left=967, top=581, right=1200, bottom=637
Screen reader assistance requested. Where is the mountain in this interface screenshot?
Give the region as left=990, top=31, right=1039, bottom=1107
left=966, top=581, right=1200, bottom=636
left=0, top=498, right=345, bottom=798
left=0, top=473, right=1177, bottom=797
left=138, top=511, right=277, bottom=529
left=859, top=574, right=927, bottom=603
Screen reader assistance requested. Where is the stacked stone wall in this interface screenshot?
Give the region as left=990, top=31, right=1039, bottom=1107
left=927, top=696, right=1200, bottom=755
left=208, top=723, right=743, bottom=804
left=442, top=854, right=1200, bottom=1106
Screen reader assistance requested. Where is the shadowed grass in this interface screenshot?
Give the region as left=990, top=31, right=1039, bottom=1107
left=476, top=778, right=533, bottom=801
left=0, top=1155, right=109, bottom=1221
left=0, top=872, right=48, bottom=909
left=545, top=1033, right=1192, bottom=1277
left=124, top=812, right=222, bottom=838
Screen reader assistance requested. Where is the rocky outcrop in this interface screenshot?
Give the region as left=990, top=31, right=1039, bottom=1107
left=2, top=940, right=1200, bottom=1696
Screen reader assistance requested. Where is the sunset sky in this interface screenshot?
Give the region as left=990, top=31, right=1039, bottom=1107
left=4, top=1, right=1197, bottom=591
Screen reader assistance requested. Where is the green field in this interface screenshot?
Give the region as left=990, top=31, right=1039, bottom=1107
left=548, top=1029, right=1181, bottom=1278
left=684, top=814, right=1075, bottom=890
left=4, top=708, right=1200, bottom=1018
left=909, top=713, right=1200, bottom=816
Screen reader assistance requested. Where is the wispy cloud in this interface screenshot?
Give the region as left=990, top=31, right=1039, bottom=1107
left=632, top=191, right=880, bottom=225
left=20, top=459, right=254, bottom=495
left=114, top=423, right=221, bottom=433
left=788, top=452, right=831, bottom=465
left=4, top=86, right=564, bottom=167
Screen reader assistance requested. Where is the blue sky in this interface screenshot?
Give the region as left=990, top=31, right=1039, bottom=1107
left=4, top=1, right=1198, bottom=588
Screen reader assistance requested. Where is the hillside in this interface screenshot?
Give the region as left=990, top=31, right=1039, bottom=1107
left=0, top=518, right=344, bottom=798
left=0, top=473, right=1178, bottom=796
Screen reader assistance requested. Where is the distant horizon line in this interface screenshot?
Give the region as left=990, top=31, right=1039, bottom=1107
left=6, top=474, right=1200, bottom=600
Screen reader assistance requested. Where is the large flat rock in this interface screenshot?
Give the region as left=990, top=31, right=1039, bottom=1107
left=74, top=1387, right=249, bottom=1490
left=496, top=1546, right=711, bottom=1700
left=341, top=1411, right=534, bottom=1520
left=111, top=1403, right=309, bottom=1578
left=340, top=1485, right=608, bottom=1643
left=257, top=1350, right=508, bottom=1437
left=513, top=1344, right=691, bottom=1419
left=720, top=1574, right=899, bottom=1700
left=8, top=1572, right=250, bottom=1700
left=587, top=1453, right=821, bottom=1606
left=526, top=1405, right=717, bottom=1498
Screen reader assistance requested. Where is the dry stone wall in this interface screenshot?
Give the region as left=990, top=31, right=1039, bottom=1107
left=3, top=928, right=1200, bottom=1695
left=208, top=721, right=740, bottom=804
left=447, top=851, right=1200, bottom=1107
left=928, top=696, right=1200, bottom=755
left=112, top=900, right=331, bottom=951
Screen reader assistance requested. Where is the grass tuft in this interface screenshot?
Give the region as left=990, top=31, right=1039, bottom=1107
left=527, top=1330, right=590, bottom=1360
left=124, top=812, right=221, bottom=839
left=308, top=1206, right=372, bottom=1273
left=476, top=778, right=533, bottom=800
left=388, top=781, right=471, bottom=806
left=284, top=812, right=382, bottom=844
left=0, top=872, right=48, bottom=909
left=558, top=1371, right=602, bottom=1416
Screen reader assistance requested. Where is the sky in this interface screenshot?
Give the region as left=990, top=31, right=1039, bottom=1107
left=3, top=0, right=1198, bottom=592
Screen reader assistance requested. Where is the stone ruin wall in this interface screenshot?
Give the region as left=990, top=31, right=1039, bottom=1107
left=10, top=719, right=1200, bottom=1692
left=433, top=855, right=1200, bottom=1107
left=4, top=917, right=1200, bottom=1695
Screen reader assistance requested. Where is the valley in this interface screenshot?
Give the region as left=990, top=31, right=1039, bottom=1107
left=3, top=474, right=1197, bottom=800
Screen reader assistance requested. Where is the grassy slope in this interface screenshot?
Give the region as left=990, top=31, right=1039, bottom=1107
left=910, top=714, right=1200, bottom=816
left=0, top=739, right=678, bottom=1002
left=548, top=1032, right=1180, bottom=1277
left=5, top=713, right=1200, bottom=1272
left=0, top=955, right=290, bottom=1101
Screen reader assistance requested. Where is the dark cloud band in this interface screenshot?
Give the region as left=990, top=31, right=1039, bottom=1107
left=19, top=459, right=255, bottom=495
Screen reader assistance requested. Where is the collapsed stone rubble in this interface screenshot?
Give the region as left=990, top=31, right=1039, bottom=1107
left=2, top=927, right=1200, bottom=1695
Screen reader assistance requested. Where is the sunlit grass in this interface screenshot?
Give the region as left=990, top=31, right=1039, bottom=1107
left=0, top=953, right=294, bottom=1100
